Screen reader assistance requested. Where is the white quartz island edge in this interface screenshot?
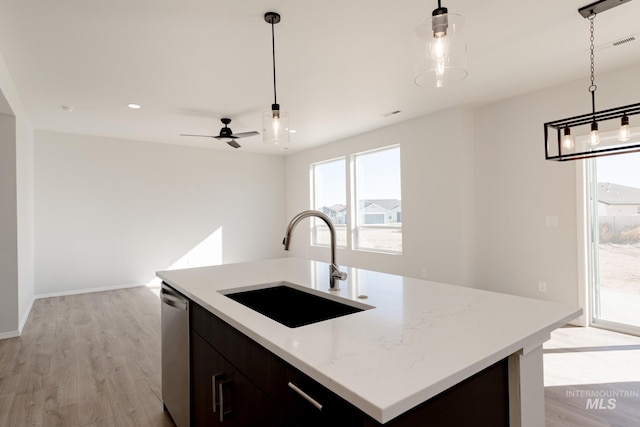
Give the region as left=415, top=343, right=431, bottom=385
left=157, top=258, right=582, bottom=425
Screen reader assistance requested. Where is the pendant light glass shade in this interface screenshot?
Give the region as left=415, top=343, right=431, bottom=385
left=262, top=104, right=290, bottom=146
left=414, top=9, right=467, bottom=88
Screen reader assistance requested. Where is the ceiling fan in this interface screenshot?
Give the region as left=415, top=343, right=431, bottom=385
left=180, top=118, right=260, bottom=149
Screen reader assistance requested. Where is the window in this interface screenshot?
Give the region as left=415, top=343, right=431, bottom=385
left=310, top=145, right=402, bottom=254
left=311, top=158, right=347, bottom=247
left=353, top=146, right=402, bottom=253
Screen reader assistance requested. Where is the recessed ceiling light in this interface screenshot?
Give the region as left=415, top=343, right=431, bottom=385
left=59, top=105, right=74, bottom=112
left=289, top=129, right=297, bottom=134
left=127, top=103, right=141, bottom=109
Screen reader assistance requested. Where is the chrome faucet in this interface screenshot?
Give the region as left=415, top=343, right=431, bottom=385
left=283, top=210, right=347, bottom=291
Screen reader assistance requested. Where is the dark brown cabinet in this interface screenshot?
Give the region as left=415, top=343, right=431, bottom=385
left=190, top=301, right=509, bottom=427
left=191, top=331, right=284, bottom=426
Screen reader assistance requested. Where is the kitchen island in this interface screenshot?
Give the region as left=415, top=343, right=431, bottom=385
left=157, top=257, right=581, bottom=426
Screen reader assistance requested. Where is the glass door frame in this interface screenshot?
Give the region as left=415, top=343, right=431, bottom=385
left=584, top=158, right=640, bottom=337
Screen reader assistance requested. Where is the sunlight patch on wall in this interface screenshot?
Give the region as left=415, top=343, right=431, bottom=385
left=146, top=227, right=223, bottom=293
left=167, top=227, right=223, bottom=270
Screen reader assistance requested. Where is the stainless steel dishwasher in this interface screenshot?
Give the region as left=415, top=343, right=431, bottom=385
left=161, top=283, right=190, bottom=427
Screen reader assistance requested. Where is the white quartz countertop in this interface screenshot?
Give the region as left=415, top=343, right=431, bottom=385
left=157, top=257, right=581, bottom=424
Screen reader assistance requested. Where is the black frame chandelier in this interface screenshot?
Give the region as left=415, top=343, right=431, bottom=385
left=544, top=0, right=639, bottom=161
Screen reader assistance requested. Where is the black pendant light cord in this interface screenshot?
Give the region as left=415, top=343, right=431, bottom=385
left=271, top=19, right=278, bottom=106
left=588, top=12, right=597, bottom=117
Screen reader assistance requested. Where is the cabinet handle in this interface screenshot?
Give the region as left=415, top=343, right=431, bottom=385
left=219, top=379, right=234, bottom=422
left=212, top=373, right=225, bottom=413
left=288, top=382, right=323, bottom=411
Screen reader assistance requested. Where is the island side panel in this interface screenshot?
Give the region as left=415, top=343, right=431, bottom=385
left=508, top=342, right=546, bottom=427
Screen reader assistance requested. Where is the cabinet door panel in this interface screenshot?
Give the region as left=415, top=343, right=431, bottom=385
left=192, top=330, right=285, bottom=426
left=192, top=331, right=226, bottom=426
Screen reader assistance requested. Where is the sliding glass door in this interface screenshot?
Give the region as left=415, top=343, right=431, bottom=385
left=589, top=153, right=640, bottom=335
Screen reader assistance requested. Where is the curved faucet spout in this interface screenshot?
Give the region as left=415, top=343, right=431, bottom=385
left=283, top=210, right=347, bottom=290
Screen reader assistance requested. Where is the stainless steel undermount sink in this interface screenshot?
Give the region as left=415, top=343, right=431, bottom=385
left=221, top=282, right=373, bottom=328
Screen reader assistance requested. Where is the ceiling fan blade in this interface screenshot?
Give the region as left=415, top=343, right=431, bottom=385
left=226, top=140, right=241, bottom=149
left=180, top=133, right=215, bottom=138
left=230, top=131, right=260, bottom=139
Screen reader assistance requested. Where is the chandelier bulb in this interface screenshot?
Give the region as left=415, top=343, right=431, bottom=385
left=589, top=121, right=600, bottom=146
left=562, top=127, right=575, bottom=150
left=618, top=115, right=631, bottom=142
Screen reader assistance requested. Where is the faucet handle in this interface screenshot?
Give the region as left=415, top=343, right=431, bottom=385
left=331, top=265, right=348, bottom=281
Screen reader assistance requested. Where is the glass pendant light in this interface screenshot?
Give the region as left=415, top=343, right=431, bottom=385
left=414, top=0, right=467, bottom=88
left=263, top=12, right=290, bottom=146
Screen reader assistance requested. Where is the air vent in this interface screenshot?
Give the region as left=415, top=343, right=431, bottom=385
left=595, top=33, right=638, bottom=51
left=382, top=110, right=402, bottom=117
left=612, top=36, right=636, bottom=46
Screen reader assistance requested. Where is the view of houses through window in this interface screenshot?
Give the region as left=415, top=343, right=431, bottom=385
left=311, top=145, right=402, bottom=253
left=353, top=146, right=402, bottom=252
left=312, top=158, right=347, bottom=247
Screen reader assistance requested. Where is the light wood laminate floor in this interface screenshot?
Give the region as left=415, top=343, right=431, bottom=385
left=544, top=326, right=640, bottom=426
left=0, top=286, right=174, bottom=427
left=1, top=287, right=639, bottom=426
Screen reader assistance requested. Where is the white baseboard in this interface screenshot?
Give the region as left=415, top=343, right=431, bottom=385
left=0, top=330, right=20, bottom=340
left=35, top=282, right=145, bottom=299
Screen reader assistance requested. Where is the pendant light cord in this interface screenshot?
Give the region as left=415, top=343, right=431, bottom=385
left=271, top=19, right=278, bottom=106
left=588, top=13, right=596, bottom=116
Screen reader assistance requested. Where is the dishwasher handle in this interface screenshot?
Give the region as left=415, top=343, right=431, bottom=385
left=161, top=287, right=188, bottom=311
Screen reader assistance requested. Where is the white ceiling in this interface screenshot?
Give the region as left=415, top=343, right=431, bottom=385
left=0, top=0, right=639, bottom=155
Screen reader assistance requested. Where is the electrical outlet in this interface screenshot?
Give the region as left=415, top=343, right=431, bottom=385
left=421, top=269, right=428, bottom=279
left=538, top=281, right=547, bottom=293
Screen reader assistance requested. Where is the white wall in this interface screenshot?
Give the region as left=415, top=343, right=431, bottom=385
left=285, top=108, right=476, bottom=286
left=0, top=112, right=18, bottom=336
left=285, top=61, right=639, bottom=310
left=16, top=117, right=34, bottom=331
left=34, top=131, right=286, bottom=296
left=0, top=49, right=35, bottom=338
left=475, top=62, right=640, bottom=306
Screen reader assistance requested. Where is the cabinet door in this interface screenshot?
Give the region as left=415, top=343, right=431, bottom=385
left=192, top=331, right=227, bottom=425
left=192, top=331, right=284, bottom=426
